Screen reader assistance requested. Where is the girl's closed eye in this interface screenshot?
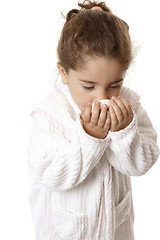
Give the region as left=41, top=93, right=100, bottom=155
left=109, top=80, right=123, bottom=89
left=109, top=82, right=123, bottom=89
left=83, top=86, right=95, bottom=90
left=109, top=84, right=122, bottom=89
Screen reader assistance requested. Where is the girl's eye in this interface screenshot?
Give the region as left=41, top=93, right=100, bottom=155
left=109, top=85, right=121, bottom=89
left=83, top=86, right=94, bottom=90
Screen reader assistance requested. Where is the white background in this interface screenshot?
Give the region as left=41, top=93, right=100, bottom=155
left=0, top=0, right=160, bottom=239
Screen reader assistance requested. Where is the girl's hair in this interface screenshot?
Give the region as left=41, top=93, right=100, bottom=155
left=57, top=0, right=132, bottom=73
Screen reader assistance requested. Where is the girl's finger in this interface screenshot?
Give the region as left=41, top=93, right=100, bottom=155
left=109, top=106, right=118, bottom=131
left=104, top=109, right=111, bottom=130
left=98, top=104, right=108, bottom=128
left=91, top=101, right=101, bottom=125
left=110, top=98, right=124, bottom=123
left=80, top=102, right=92, bottom=123
left=118, top=97, right=133, bottom=116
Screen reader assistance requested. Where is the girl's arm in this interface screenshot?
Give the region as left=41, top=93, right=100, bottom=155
left=106, top=103, right=159, bottom=176
left=27, top=112, right=109, bottom=191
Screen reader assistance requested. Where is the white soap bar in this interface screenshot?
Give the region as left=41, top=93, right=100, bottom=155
left=92, top=99, right=111, bottom=111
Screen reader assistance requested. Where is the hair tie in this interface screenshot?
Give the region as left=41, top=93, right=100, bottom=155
left=91, top=6, right=103, bottom=11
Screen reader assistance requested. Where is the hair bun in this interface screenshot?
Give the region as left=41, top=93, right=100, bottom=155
left=66, top=9, right=80, bottom=22
left=78, top=0, right=112, bottom=13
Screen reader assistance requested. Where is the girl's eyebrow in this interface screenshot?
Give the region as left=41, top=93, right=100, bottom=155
left=79, top=79, right=123, bottom=84
left=111, top=79, right=124, bottom=84
left=79, top=79, right=96, bottom=83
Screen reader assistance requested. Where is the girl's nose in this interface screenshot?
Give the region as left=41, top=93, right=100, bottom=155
left=97, top=91, right=109, bottom=101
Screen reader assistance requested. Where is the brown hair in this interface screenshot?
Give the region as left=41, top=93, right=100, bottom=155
left=57, top=0, right=132, bottom=73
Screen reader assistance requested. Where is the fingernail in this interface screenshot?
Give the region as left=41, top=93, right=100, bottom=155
left=102, top=104, right=107, bottom=108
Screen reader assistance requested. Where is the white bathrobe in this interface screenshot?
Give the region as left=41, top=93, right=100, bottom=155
left=27, top=81, right=159, bottom=240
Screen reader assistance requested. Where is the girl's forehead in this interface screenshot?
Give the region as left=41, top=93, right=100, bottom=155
left=75, top=57, right=126, bottom=75
left=69, top=58, right=126, bottom=84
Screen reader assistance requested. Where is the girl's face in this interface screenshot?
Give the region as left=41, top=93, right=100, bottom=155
left=58, top=57, right=126, bottom=109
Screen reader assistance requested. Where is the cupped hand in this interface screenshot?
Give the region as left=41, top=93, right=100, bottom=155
left=80, top=97, right=133, bottom=138
left=80, top=102, right=111, bottom=139
left=109, top=96, right=133, bottom=132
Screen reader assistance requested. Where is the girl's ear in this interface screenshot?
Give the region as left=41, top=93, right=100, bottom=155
left=57, top=63, right=68, bottom=85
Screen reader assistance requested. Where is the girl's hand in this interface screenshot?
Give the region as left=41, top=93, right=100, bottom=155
left=109, top=96, right=133, bottom=132
left=80, top=102, right=111, bottom=139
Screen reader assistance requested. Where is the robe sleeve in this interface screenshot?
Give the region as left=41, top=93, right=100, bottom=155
left=27, top=111, right=110, bottom=191
left=106, top=103, right=159, bottom=176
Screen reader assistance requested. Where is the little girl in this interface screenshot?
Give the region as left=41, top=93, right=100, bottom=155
left=27, top=1, right=159, bottom=239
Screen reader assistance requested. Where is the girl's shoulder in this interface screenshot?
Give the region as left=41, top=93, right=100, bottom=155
left=29, top=83, right=78, bottom=129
